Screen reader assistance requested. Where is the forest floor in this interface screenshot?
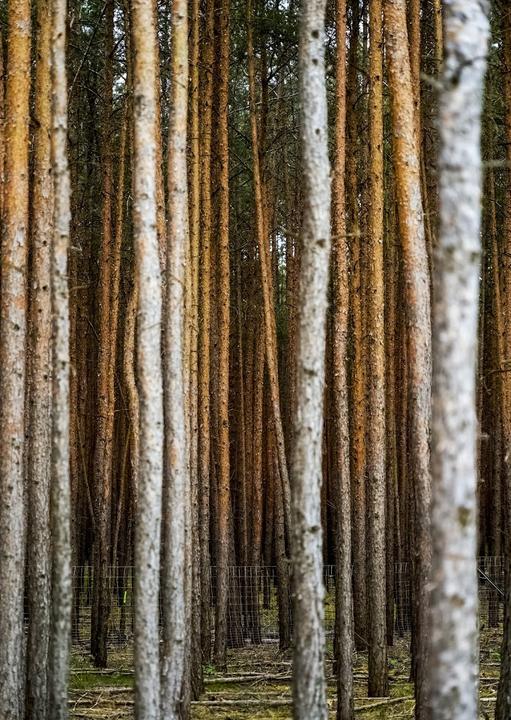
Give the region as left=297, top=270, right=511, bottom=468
left=68, top=628, right=502, bottom=719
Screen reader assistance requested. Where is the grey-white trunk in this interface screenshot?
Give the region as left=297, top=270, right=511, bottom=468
left=49, top=0, right=73, bottom=713
left=131, top=0, right=164, bottom=714
left=291, top=1, right=330, bottom=718
left=429, top=2, right=489, bottom=719
left=160, top=0, right=189, bottom=716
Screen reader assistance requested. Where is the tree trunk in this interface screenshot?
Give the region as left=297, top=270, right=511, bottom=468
left=496, top=6, right=511, bottom=718
left=48, top=0, right=73, bottom=711
left=198, top=0, right=214, bottom=665
left=0, top=0, right=31, bottom=712
left=346, top=0, right=367, bottom=650
left=92, top=0, right=114, bottom=668
left=188, top=0, right=203, bottom=700
left=332, top=1, right=353, bottom=717
left=25, top=0, right=52, bottom=714
left=366, top=0, right=388, bottom=698
left=383, top=1, right=432, bottom=715
left=246, top=0, right=291, bottom=547
left=213, top=0, right=231, bottom=671
left=124, top=273, right=140, bottom=509
left=430, top=3, right=488, bottom=719
left=161, top=0, right=189, bottom=716
left=291, top=1, right=330, bottom=717
left=131, top=0, right=164, bottom=712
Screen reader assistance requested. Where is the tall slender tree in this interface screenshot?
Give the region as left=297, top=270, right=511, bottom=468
left=429, top=2, right=489, bottom=718
left=213, top=0, right=231, bottom=671
left=0, top=0, right=31, bottom=712
left=291, top=0, right=330, bottom=717
left=49, top=0, right=73, bottom=710
left=497, top=7, right=511, bottom=718
left=188, top=0, right=203, bottom=699
left=247, top=0, right=291, bottom=544
left=92, top=0, right=115, bottom=668
left=198, top=0, right=214, bottom=663
left=161, top=0, right=190, bottom=715
left=247, top=0, right=291, bottom=649
left=25, top=0, right=52, bottom=714
left=131, top=0, right=164, bottom=713
left=366, top=0, right=387, bottom=698
left=384, top=1, right=432, bottom=716
left=332, top=1, right=354, bottom=717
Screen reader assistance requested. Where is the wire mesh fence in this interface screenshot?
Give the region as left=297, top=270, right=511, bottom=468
left=69, top=557, right=505, bottom=650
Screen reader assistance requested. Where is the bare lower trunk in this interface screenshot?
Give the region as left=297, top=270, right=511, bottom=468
left=366, top=0, right=387, bottom=698
left=291, top=2, right=330, bottom=718
left=161, top=0, right=189, bottom=716
left=429, top=5, right=489, bottom=720
left=213, top=0, right=231, bottom=671
left=48, top=0, right=73, bottom=712
left=246, top=0, right=291, bottom=545
left=198, top=0, right=214, bottom=665
left=497, top=7, right=511, bottom=718
left=384, top=2, right=432, bottom=715
left=91, top=0, right=114, bottom=669
left=332, top=1, right=353, bottom=717
left=25, top=1, right=52, bottom=714
left=131, top=0, right=164, bottom=713
left=0, top=0, right=31, bottom=714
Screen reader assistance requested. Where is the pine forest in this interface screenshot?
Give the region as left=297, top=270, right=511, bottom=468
left=0, top=0, right=505, bottom=719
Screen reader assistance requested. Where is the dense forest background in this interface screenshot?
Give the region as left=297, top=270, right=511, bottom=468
left=0, top=0, right=505, bottom=718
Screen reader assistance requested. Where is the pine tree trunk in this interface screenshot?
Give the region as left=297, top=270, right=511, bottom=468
left=430, top=3, right=489, bottom=719
left=25, top=1, right=52, bottom=714
left=213, top=0, right=231, bottom=671
left=496, top=6, right=511, bottom=717
left=92, top=0, right=114, bottom=668
left=247, top=0, right=291, bottom=545
left=0, top=0, right=31, bottom=712
left=131, top=0, right=164, bottom=711
left=346, top=0, right=367, bottom=649
left=384, top=1, right=432, bottom=715
left=161, top=0, right=190, bottom=716
left=198, top=0, right=214, bottom=664
left=291, top=1, right=330, bottom=717
left=188, top=0, right=203, bottom=699
left=332, top=1, right=353, bottom=717
left=124, top=273, right=140, bottom=508
left=48, top=0, right=73, bottom=711
left=366, top=0, right=388, bottom=698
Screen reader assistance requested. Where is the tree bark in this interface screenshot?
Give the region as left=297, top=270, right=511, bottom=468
left=496, top=6, right=511, bottom=718
left=25, top=0, right=52, bottom=714
left=291, top=1, right=330, bottom=717
left=0, top=0, right=31, bottom=712
left=92, top=0, right=114, bottom=668
left=430, top=3, right=489, bottom=719
left=48, top=0, right=73, bottom=711
left=188, top=0, right=203, bottom=700
left=384, top=1, right=432, bottom=716
left=246, top=0, right=291, bottom=546
left=366, top=0, right=388, bottom=698
left=213, top=0, right=231, bottom=671
left=346, top=0, right=367, bottom=649
left=161, top=0, right=190, bottom=716
left=198, top=0, right=214, bottom=665
left=131, top=0, right=164, bottom=712
left=332, top=1, right=353, bottom=717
